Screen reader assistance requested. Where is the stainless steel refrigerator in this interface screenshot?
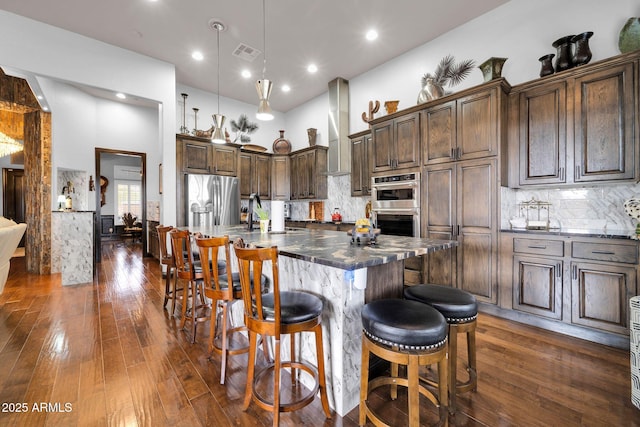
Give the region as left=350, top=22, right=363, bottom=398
left=186, top=174, right=240, bottom=228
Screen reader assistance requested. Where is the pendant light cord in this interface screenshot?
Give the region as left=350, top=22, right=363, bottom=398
left=262, top=0, right=267, bottom=79
left=216, top=25, right=220, bottom=114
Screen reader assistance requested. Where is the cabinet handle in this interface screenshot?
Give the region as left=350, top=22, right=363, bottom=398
left=559, top=167, right=564, bottom=181
left=556, top=263, right=561, bottom=277
left=527, top=245, right=547, bottom=249
left=572, top=265, right=577, bottom=280
left=591, top=250, right=615, bottom=255
left=456, top=147, right=461, bottom=159
left=451, top=148, right=455, bottom=159
left=575, top=165, right=580, bottom=178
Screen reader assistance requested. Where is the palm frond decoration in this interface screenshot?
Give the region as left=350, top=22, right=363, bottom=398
left=230, top=114, right=259, bottom=143
left=422, top=55, right=475, bottom=88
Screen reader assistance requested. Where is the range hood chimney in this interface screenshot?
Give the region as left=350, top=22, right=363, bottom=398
left=327, top=77, right=350, bottom=175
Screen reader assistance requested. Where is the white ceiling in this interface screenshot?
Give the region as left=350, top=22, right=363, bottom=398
left=0, top=0, right=509, bottom=112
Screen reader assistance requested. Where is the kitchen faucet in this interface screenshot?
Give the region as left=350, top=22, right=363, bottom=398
left=247, top=193, right=262, bottom=231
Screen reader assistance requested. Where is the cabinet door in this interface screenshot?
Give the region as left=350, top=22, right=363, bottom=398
left=571, top=261, right=637, bottom=334
left=518, top=81, right=568, bottom=185
left=290, top=154, right=300, bottom=200
left=211, top=145, right=238, bottom=176
left=183, top=141, right=212, bottom=174
left=271, top=155, right=290, bottom=200
left=394, top=112, right=420, bottom=169
left=513, top=255, right=562, bottom=319
left=371, top=120, right=393, bottom=172
left=351, top=133, right=372, bottom=196
left=239, top=152, right=253, bottom=198
left=255, top=154, right=271, bottom=199
left=423, top=164, right=456, bottom=287
left=574, top=62, right=636, bottom=183
left=305, top=150, right=317, bottom=199
left=456, top=159, right=497, bottom=303
left=422, top=100, right=456, bottom=165
left=457, top=88, right=498, bottom=160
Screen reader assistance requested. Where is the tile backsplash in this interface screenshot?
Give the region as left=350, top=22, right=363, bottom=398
left=501, top=184, right=639, bottom=231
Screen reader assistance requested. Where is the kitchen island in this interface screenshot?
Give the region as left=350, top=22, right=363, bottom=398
left=186, top=225, right=457, bottom=416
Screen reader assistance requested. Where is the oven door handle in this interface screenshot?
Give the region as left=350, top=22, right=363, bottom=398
left=371, top=207, right=419, bottom=215
left=371, top=181, right=419, bottom=190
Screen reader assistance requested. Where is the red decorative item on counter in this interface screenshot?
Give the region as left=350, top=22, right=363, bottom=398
left=331, top=208, right=342, bottom=223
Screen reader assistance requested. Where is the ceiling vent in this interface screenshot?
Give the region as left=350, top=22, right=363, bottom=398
left=232, top=43, right=262, bottom=62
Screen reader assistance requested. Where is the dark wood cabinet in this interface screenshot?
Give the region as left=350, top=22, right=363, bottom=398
left=147, top=220, right=160, bottom=260
left=371, top=112, right=420, bottom=172
left=349, top=130, right=372, bottom=196
left=178, top=136, right=238, bottom=176
left=422, top=85, right=501, bottom=165
left=240, top=151, right=271, bottom=199
left=290, top=146, right=327, bottom=200
left=509, top=53, right=638, bottom=187
left=271, top=155, right=290, bottom=201
left=423, top=158, right=498, bottom=304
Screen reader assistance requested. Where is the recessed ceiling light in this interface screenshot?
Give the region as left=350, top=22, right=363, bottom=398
left=281, top=84, right=291, bottom=92
left=116, top=93, right=126, bottom=99
left=241, top=69, right=252, bottom=78
left=307, top=64, right=318, bottom=73
left=192, top=51, right=204, bottom=61
left=42, top=106, right=49, bottom=111
left=366, top=29, right=378, bottom=41
left=37, top=95, right=43, bottom=100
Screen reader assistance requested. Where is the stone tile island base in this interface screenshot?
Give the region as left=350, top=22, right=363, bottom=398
left=51, top=211, right=94, bottom=285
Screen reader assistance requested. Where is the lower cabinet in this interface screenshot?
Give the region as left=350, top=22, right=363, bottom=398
left=147, top=220, right=160, bottom=260
left=500, top=232, right=639, bottom=347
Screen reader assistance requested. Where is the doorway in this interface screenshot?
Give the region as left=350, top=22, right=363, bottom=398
left=95, top=148, right=147, bottom=263
left=2, top=168, right=26, bottom=247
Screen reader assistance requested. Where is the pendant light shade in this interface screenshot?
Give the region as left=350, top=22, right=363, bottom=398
left=211, top=114, right=226, bottom=144
left=211, top=21, right=227, bottom=143
left=256, top=0, right=274, bottom=121
left=256, top=79, right=274, bottom=121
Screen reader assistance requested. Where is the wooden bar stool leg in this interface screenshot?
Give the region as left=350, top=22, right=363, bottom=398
left=407, top=355, right=419, bottom=427
left=273, top=337, right=281, bottom=427
left=449, top=324, right=458, bottom=414
left=179, top=278, right=189, bottom=329
left=220, top=302, right=229, bottom=383
left=438, top=351, right=449, bottom=426
left=244, top=331, right=257, bottom=410
left=468, top=325, right=478, bottom=392
left=359, top=336, right=370, bottom=426
left=314, top=323, right=331, bottom=417
left=208, top=300, right=219, bottom=355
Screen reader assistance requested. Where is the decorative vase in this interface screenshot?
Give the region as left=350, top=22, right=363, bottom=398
left=571, top=31, right=593, bottom=66
left=307, top=128, right=317, bottom=146
left=552, top=35, right=575, bottom=72
left=260, top=219, right=269, bottom=233
left=538, top=53, right=555, bottom=77
left=619, top=17, right=640, bottom=53
left=272, top=130, right=292, bottom=154
left=384, top=100, right=399, bottom=114
left=478, top=57, right=508, bottom=82
left=417, top=78, right=444, bottom=104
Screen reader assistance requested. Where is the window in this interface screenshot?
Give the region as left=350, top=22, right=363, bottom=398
left=116, top=181, right=141, bottom=224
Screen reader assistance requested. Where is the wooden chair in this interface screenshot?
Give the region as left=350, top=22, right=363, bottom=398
left=170, top=229, right=209, bottom=343
left=233, top=239, right=331, bottom=426
left=157, top=225, right=181, bottom=315
left=195, top=235, right=250, bottom=384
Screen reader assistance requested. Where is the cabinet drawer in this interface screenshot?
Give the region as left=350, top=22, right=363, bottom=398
left=513, top=238, right=564, bottom=257
left=572, top=241, right=638, bottom=264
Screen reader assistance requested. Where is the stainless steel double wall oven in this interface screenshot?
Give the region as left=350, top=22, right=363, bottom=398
left=370, top=172, right=420, bottom=237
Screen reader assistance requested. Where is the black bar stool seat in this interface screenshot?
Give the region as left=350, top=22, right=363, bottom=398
left=360, top=299, right=449, bottom=427
left=404, top=284, right=478, bottom=414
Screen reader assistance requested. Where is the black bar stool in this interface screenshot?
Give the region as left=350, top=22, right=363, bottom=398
left=360, top=299, right=449, bottom=427
left=404, top=284, right=478, bottom=413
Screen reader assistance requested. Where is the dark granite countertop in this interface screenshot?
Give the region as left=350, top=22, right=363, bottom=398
left=188, top=225, right=457, bottom=270
left=501, top=227, right=638, bottom=240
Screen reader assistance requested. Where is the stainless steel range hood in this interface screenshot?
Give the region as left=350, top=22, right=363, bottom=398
left=327, top=77, right=350, bottom=175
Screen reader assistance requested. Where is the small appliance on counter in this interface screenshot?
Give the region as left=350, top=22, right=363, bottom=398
left=283, top=203, right=291, bottom=220
left=331, top=207, right=342, bottom=224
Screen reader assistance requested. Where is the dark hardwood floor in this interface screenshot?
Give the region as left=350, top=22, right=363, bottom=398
left=0, top=242, right=638, bottom=426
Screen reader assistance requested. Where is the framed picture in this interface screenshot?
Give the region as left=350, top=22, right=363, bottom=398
left=159, top=163, right=163, bottom=194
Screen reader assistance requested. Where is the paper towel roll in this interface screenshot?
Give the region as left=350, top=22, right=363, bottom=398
left=271, top=200, right=285, bottom=232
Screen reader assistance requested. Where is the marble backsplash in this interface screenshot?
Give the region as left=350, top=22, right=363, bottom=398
left=501, top=184, right=640, bottom=231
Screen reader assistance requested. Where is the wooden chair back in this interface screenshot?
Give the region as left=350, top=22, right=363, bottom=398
left=195, top=235, right=233, bottom=301
left=169, top=229, right=197, bottom=280
left=156, top=225, right=174, bottom=266
left=233, top=238, right=280, bottom=337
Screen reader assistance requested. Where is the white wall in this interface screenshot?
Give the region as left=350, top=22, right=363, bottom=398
left=0, top=10, right=176, bottom=225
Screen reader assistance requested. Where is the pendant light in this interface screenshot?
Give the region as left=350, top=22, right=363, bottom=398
left=256, top=0, right=274, bottom=121
left=211, top=21, right=227, bottom=144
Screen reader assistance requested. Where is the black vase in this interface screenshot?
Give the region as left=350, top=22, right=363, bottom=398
left=571, top=31, right=593, bottom=66
left=552, top=35, right=575, bottom=72
left=539, top=54, right=555, bottom=77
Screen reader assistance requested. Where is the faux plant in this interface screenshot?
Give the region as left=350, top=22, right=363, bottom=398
left=230, top=114, right=259, bottom=143
left=422, top=55, right=475, bottom=89
left=254, top=205, right=269, bottom=220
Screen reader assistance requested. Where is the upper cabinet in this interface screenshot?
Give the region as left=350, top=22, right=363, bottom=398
left=422, top=85, right=502, bottom=165
left=290, top=146, right=328, bottom=200
left=177, top=136, right=239, bottom=176
left=509, top=52, right=638, bottom=187
left=240, top=151, right=271, bottom=199
left=271, top=154, right=291, bottom=201
left=370, top=112, right=420, bottom=172
left=349, top=130, right=372, bottom=196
